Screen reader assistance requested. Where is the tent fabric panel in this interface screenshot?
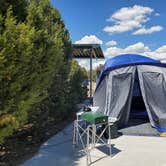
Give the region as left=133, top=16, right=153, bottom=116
left=93, top=76, right=107, bottom=114
left=137, top=65, right=166, bottom=132
left=104, top=66, right=136, bottom=126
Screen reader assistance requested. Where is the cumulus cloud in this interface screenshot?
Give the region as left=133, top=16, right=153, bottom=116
left=77, top=59, right=90, bottom=69
left=125, top=42, right=150, bottom=53
left=104, top=42, right=166, bottom=62
left=104, top=42, right=150, bottom=57
left=103, top=5, right=163, bottom=35
left=155, top=13, right=160, bottom=16
left=76, top=59, right=105, bottom=70
left=154, top=45, right=166, bottom=61
left=75, top=35, right=103, bottom=44
left=107, top=5, right=153, bottom=22
left=133, top=26, right=163, bottom=35
left=105, top=40, right=117, bottom=46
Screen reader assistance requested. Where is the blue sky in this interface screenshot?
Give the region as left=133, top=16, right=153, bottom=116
left=51, top=0, right=166, bottom=69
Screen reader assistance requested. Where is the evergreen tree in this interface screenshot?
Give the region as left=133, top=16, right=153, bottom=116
left=0, top=0, right=28, bottom=22
left=0, top=0, right=87, bottom=144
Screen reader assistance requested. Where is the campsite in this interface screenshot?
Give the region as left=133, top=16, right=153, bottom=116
left=0, top=0, right=166, bottom=166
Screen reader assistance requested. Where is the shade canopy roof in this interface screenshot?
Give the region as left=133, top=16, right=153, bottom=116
left=72, top=44, right=104, bottom=59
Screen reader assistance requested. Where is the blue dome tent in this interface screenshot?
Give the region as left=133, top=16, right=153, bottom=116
left=93, top=54, right=166, bottom=132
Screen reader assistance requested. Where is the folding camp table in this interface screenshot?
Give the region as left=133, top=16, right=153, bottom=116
left=73, top=109, right=112, bottom=166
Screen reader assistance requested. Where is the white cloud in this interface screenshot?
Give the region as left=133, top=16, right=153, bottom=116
left=75, top=35, right=103, bottom=44
left=105, top=40, right=117, bottom=46
left=103, top=5, right=162, bottom=35
left=76, top=59, right=105, bottom=70
left=154, top=45, right=166, bottom=60
left=133, top=26, right=163, bottom=35
left=104, top=42, right=150, bottom=57
left=107, top=5, right=153, bottom=22
left=155, top=45, right=166, bottom=53
left=77, top=59, right=89, bottom=69
left=104, top=42, right=166, bottom=62
left=104, top=47, right=124, bottom=57
left=155, top=13, right=160, bottom=16
left=125, top=42, right=150, bottom=53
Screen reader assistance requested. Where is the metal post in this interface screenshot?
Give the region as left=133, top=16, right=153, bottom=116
left=90, top=51, right=92, bottom=99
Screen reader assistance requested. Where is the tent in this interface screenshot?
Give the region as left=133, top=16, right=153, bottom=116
left=93, top=54, right=166, bottom=132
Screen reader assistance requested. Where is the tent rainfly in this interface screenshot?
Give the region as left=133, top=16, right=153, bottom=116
left=93, top=54, right=166, bottom=132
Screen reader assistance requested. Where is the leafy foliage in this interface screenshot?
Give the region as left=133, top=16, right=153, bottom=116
left=0, top=0, right=28, bottom=22
left=95, top=64, right=103, bottom=78
left=0, top=0, right=88, bottom=144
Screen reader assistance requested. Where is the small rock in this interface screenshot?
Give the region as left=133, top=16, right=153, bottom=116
left=0, top=151, right=6, bottom=156
left=27, top=136, right=32, bottom=141
left=46, top=132, right=50, bottom=136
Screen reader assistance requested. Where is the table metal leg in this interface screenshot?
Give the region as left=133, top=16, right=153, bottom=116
left=86, top=126, right=90, bottom=165
left=108, top=123, right=112, bottom=156
left=92, top=125, right=96, bottom=148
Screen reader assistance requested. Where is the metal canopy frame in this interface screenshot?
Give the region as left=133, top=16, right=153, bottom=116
left=72, top=44, right=104, bottom=99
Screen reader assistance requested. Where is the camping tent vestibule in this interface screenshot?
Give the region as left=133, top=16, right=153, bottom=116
left=93, top=54, right=166, bottom=132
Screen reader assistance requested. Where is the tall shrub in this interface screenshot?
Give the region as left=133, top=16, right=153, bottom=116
left=0, top=0, right=87, bottom=144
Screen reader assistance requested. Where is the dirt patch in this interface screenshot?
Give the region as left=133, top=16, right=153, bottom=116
left=0, top=114, right=75, bottom=166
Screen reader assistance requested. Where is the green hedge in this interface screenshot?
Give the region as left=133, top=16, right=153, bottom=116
left=0, top=0, right=87, bottom=144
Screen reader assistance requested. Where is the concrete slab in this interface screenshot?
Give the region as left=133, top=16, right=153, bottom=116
left=22, top=122, right=166, bottom=166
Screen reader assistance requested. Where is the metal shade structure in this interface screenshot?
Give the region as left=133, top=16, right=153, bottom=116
left=72, top=44, right=104, bottom=99
left=72, top=44, right=104, bottom=59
